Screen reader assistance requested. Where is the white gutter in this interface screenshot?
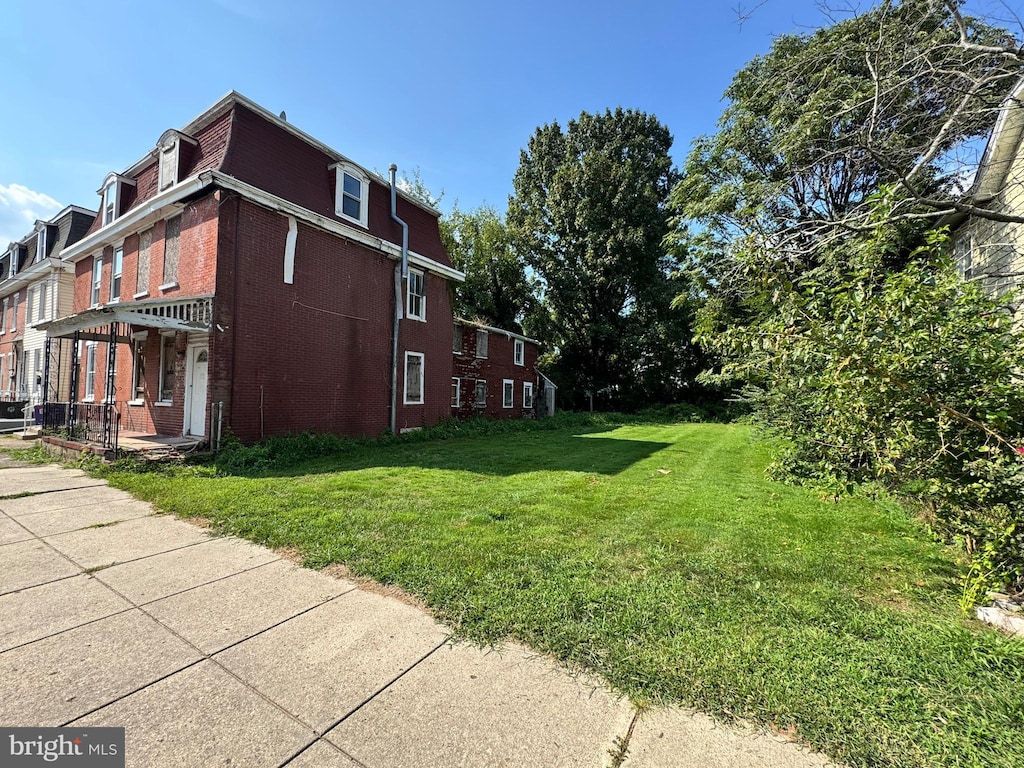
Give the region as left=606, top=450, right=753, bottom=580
left=0, top=258, right=69, bottom=295
left=58, top=169, right=466, bottom=283
left=207, top=171, right=464, bottom=281
left=60, top=173, right=213, bottom=264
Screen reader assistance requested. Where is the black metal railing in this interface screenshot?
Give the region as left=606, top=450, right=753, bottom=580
left=41, top=401, right=119, bottom=452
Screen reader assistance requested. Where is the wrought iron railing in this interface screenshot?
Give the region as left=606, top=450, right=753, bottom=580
left=41, top=401, right=119, bottom=452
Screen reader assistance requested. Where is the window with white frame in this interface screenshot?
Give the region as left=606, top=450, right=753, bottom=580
left=102, top=180, right=118, bottom=226
left=9, top=245, right=22, bottom=276
left=523, top=381, right=534, bottom=409
left=111, top=247, right=123, bottom=301
left=452, top=325, right=462, bottom=354
left=476, top=330, right=488, bottom=358
left=514, top=339, right=524, bottom=366
left=502, top=379, right=514, bottom=408
left=25, top=289, right=33, bottom=323
left=474, top=379, right=486, bottom=407
left=33, top=349, right=41, bottom=394
left=162, top=215, right=181, bottom=287
left=407, top=269, right=426, bottom=321
left=0, top=297, right=6, bottom=333
left=131, top=336, right=146, bottom=401
left=91, top=256, right=102, bottom=306
left=104, top=348, right=117, bottom=403
left=10, top=293, right=17, bottom=332
left=36, top=227, right=47, bottom=262
left=37, top=283, right=47, bottom=322
left=404, top=352, right=424, bottom=405
left=451, top=377, right=461, bottom=408
left=159, top=142, right=178, bottom=191
left=84, top=342, right=97, bottom=400
left=332, top=164, right=369, bottom=228
left=159, top=335, right=176, bottom=402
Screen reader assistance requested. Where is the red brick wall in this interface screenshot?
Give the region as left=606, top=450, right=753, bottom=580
left=82, top=109, right=233, bottom=239
left=70, top=193, right=220, bottom=437
left=216, top=196, right=454, bottom=443
left=221, top=105, right=451, bottom=266
left=452, top=325, right=539, bottom=419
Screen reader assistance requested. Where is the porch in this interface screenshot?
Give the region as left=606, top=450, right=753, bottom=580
left=36, top=295, right=216, bottom=455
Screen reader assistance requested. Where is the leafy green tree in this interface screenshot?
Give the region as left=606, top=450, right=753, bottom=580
left=440, top=205, right=533, bottom=331
left=509, top=108, right=694, bottom=406
left=671, top=0, right=1024, bottom=596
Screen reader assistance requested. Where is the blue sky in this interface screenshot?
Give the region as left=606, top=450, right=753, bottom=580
left=0, top=0, right=1008, bottom=244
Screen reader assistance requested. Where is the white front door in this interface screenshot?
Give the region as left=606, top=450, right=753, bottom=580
left=185, top=345, right=208, bottom=437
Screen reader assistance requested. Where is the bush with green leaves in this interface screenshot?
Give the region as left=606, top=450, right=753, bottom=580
left=698, top=231, right=1024, bottom=599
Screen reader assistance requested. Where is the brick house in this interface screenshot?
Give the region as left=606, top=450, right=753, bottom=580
left=949, top=78, right=1024, bottom=305
left=451, top=319, right=541, bottom=418
left=0, top=206, right=95, bottom=415
left=39, top=92, right=467, bottom=446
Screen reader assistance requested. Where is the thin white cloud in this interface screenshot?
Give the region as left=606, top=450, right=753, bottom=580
left=0, top=183, right=62, bottom=247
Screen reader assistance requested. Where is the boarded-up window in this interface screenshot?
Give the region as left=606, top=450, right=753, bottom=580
left=137, top=229, right=152, bottom=293
left=476, top=330, right=488, bottom=358
left=404, top=352, right=424, bottom=405
left=162, top=215, right=181, bottom=285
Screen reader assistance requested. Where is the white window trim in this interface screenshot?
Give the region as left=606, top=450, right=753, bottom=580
left=330, top=163, right=369, bottom=228
left=514, top=339, right=524, bottom=366
left=91, top=255, right=103, bottom=307
left=406, top=268, right=426, bottom=321
left=404, top=351, right=425, bottom=405
left=523, top=381, right=534, bottom=409
left=36, top=283, right=47, bottom=323
left=83, top=341, right=98, bottom=402
left=110, top=246, right=124, bottom=303
left=10, top=293, right=17, bottom=332
left=103, top=180, right=118, bottom=226
left=502, top=379, right=515, bottom=409
left=451, top=377, right=461, bottom=408
left=474, top=379, right=487, bottom=408
left=0, top=297, right=6, bottom=334
left=36, top=228, right=47, bottom=263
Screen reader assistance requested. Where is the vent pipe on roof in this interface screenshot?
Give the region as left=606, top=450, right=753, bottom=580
left=388, top=164, right=409, bottom=434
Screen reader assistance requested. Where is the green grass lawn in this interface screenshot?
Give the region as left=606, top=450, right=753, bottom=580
left=95, top=422, right=1023, bottom=768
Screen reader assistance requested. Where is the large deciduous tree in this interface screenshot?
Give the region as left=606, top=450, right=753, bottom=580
left=672, top=0, right=1024, bottom=596
left=509, top=107, right=697, bottom=407
left=440, top=205, right=533, bottom=332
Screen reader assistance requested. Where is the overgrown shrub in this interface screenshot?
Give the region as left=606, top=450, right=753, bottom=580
left=700, top=233, right=1024, bottom=599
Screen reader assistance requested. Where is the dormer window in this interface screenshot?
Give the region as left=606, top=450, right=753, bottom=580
left=99, top=173, right=137, bottom=226
left=9, top=245, right=24, bottom=277
left=35, top=224, right=51, bottom=263
left=330, top=163, right=369, bottom=228
left=157, top=130, right=198, bottom=191
left=103, top=180, right=118, bottom=225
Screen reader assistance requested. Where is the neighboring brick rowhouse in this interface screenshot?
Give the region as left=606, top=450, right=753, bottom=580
left=452, top=321, right=539, bottom=419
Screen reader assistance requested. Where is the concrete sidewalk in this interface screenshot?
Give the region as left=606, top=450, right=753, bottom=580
left=0, top=459, right=835, bottom=767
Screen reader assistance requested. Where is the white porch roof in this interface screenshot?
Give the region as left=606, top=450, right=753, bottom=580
left=38, top=294, right=213, bottom=338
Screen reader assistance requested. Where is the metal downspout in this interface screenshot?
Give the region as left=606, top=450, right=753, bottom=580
left=388, top=164, right=409, bottom=434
